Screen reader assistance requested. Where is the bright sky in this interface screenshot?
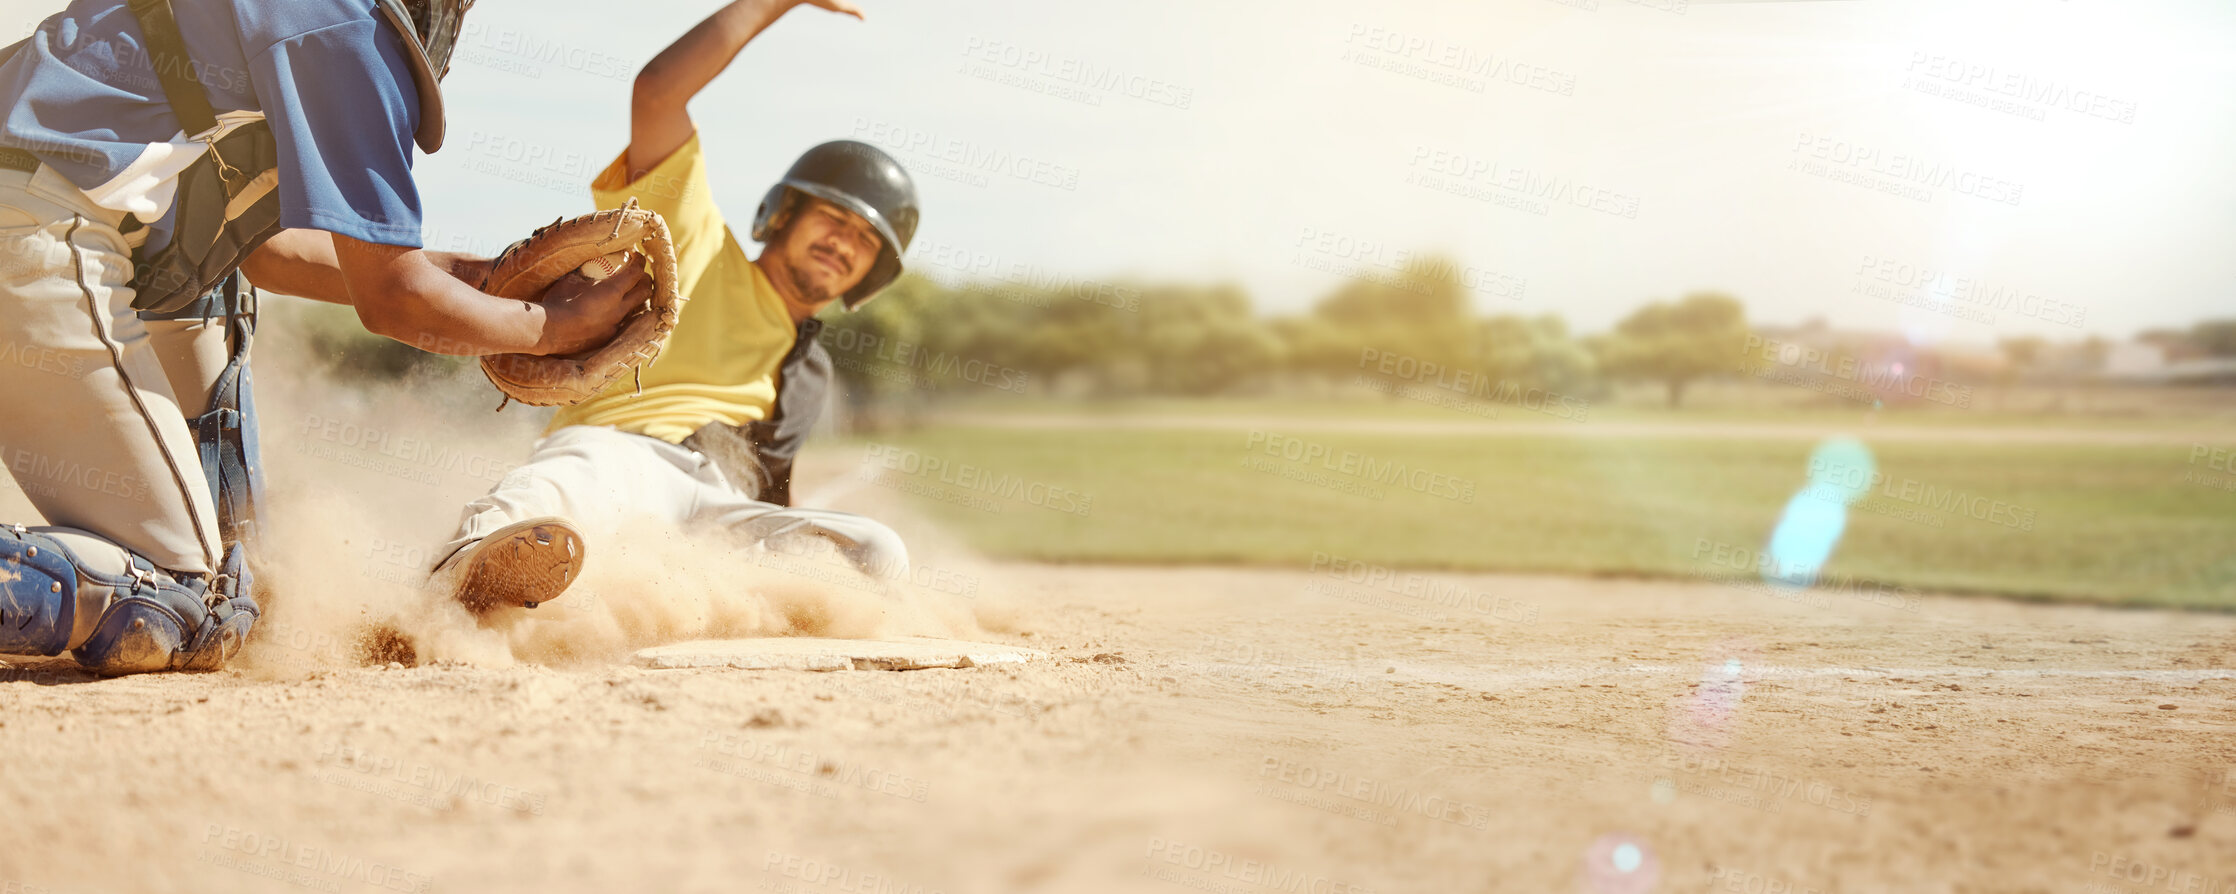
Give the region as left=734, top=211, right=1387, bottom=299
left=413, top=0, right=2236, bottom=342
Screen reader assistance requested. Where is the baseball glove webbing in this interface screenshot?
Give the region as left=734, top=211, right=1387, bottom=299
left=477, top=198, right=684, bottom=408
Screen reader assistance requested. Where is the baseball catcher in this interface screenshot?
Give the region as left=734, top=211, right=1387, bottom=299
left=0, top=0, right=646, bottom=674
left=430, top=0, right=922, bottom=613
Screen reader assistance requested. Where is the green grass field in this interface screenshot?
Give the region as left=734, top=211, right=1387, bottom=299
left=927, top=391, right=2236, bottom=430
left=843, top=417, right=2236, bottom=610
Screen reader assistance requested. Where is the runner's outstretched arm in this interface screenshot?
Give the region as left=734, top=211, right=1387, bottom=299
left=628, top=0, right=865, bottom=179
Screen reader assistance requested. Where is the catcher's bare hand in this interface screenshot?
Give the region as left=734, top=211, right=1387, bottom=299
left=533, top=262, right=651, bottom=357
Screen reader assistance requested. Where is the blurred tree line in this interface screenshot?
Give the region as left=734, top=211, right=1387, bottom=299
left=275, top=250, right=2022, bottom=416
left=820, top=253, right=1751, bottom=413
left=2138, top=320, right=2236, bottom=359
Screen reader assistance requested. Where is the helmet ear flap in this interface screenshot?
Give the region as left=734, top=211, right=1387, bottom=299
left=757, top=140, right=919, bottom=308
left=750, top=185, right=800, bottom=243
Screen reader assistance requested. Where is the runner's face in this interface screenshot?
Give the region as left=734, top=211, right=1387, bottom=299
left=776, top=198, right=880, bottom=305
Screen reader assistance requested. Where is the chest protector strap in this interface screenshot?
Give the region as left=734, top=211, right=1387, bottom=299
left=121, top=0, right=283, bottom=314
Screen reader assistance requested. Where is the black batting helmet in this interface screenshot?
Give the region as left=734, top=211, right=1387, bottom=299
left=749, top=140, right=920, bottom=310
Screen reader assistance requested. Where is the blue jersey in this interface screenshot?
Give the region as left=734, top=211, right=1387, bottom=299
left=0, top=0, right=425, bottom=248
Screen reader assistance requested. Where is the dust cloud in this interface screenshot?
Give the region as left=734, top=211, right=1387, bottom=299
left=236, top=299, right=981, bottom=678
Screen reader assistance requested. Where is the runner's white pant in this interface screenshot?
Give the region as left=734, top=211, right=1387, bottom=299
left=0, top=164, right=227, bottom=575
left=440, top=424, right=907, bottom=578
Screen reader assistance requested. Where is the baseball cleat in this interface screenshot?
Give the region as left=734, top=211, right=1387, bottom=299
left=437, top=516, right=586, bottom=613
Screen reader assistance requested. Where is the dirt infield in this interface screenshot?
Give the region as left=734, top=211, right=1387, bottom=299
left=5, top=559, right=2233, bottom=894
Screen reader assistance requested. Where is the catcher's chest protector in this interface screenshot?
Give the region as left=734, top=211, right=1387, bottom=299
left=128, top=121, right=283, bottom=314
left=116, top=0, right=282, bottom=313
left=118, top=0, right=443, bottom=313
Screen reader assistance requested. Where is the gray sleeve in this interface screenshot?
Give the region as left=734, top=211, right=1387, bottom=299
left=748, top=320, right=832, bottom=507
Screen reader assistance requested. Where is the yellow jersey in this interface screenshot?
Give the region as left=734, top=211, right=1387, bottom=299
left=548, top=134, right=795, bottom=444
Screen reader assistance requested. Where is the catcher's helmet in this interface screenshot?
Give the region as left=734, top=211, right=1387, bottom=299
left=372, top=0, right=473, bottom=153
left=749, top=141, right=920, bottom=310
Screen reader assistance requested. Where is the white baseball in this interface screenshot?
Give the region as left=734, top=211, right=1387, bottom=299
left=576, top=251, right=632, bottom=281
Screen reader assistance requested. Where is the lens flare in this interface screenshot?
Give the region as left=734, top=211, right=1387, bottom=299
left=1580, top=834, right=1660, bottom=893
left=1665, top=640, right=1757, bottom=749
left=1763, top=438, right=1875, bottom=589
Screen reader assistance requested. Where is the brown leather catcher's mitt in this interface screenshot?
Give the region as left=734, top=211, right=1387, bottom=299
left=478, top=198, right=684, bottom=407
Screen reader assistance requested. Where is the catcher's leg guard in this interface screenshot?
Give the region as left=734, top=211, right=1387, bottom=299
left=0, top=526, right=258, bottom=674
left=143, top=274, right=263, bottom=550
left=75, top=537, right=258, bottom=675
left=0, top=527, right=107, bottom=656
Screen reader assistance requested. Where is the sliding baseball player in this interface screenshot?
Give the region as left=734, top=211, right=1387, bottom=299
left=432, top=0, right=924, bottom=613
